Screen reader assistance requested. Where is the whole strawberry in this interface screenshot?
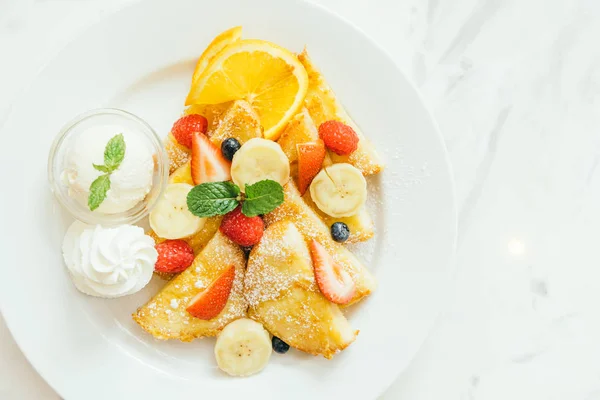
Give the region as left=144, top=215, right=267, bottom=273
left=220, top=206, right=264, bottom=247
left=171, top=114, right=208, bottom=148
left=318, top=120, right=359, bottom=155
left=154, top=240, right=195, bottom=274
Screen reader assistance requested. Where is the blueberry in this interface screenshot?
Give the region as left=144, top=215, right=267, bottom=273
left=221, top=138, right=241, bottom=161
left=330, top=222, right=350, bottom=243
left=242, top=246, right=253, bottom=259
left=272, top=336, right=290, bottom=354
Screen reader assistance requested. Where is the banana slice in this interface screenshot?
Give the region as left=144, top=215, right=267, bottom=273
left=214, top=318, right=272, bottom=377
left=149, top=183, right=206, bottom=240
left=309, top=163, right=367, bottom=218
left=231, top=138, right=290, bottom=192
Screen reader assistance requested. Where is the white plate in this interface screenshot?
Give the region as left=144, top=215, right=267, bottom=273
left=0, top=0, right=456, bottom=398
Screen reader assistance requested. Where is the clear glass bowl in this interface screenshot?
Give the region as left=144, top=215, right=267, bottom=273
left=48, top=108, right=168, bottom=226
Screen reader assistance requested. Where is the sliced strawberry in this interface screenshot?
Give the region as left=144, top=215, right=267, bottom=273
left=191, top=132, right=231, bottom=185
left=297, top=139, right=326, bottom=195
left=186, top=265, right=235, bottom=320
left=309, top=240, right=355, bottom=304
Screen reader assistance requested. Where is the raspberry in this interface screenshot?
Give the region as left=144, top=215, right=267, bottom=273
left=219, top=207, right=264, bottom=247
left=154, top=240, right=195, bottom=274
left=171, top=114, right=208, bottom=148
left=318, top=120, right=359, bottom=155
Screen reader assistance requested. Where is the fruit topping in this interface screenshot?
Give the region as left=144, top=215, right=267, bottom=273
left=171, top=114, right=208, bottom=148
left=187, top=26, right=243, bottom=99
left=309, top=163, right=367, bottom=218
left=154, top=240, right=195, bottom=274
left=330, top=222, right=350, bottom=243
left=231, top=138, right=290, bottom=192
left=191, top=132, right=231, bottom=185
left=271, top=336, right=290, bottom=354
left=219, top=206, right=264, bottom=247
left=309, top=240, right=356, bottom=305
left=186, top=39, right=309, bottom=141
left=149, top=183, right=206, bottom=240
left=214, top=318, right=272, bottom=377
left=221, top=137, right=241, bottom=161
left=296, top=139, right=326, bottom=195
left=318, top=120, right=359, bottom=155
left=186, top=265, right=235, bottom=320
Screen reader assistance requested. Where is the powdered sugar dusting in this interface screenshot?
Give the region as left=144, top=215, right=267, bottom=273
left=244, top=221, right=315, bottom=307
left=134, top=63, right=392, bottom=353
left=207, top=100, right=262, bottom=145
left=164, top=134, right=190, bottom=173
left=381, top=144, right=431, bottom=197
left=347, top=174, right=384, bottom=266
left=133, top=232, right=247, bottom=340
left=263, top=182, right=377, bottom=300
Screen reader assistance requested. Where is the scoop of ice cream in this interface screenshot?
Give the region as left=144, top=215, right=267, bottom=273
left=62, top=124, right=154, bottom=214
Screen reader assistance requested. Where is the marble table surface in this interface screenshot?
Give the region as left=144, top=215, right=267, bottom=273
left=2, top=0, right=600, bottom=398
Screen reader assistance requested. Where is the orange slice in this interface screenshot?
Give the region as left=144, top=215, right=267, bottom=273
left=186, top=39, right=309, bottom=141
left=186, top=26, right=242, bottom=104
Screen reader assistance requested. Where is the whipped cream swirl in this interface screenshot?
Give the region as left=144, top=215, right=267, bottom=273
left=62, top=221, right=157, bottom=298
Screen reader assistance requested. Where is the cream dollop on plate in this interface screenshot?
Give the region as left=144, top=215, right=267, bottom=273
left=61, top=221, right=157, bottom=298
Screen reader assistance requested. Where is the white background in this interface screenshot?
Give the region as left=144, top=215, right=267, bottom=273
left=2, top=0, right=600, bottom=399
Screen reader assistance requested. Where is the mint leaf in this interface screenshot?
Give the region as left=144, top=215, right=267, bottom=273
left=242, top=180, right=284, bottom=217
left=93, top=164, right=112, bottom=173
left=87, top=134, right=125, bottom=211
left=187, top=181, right=240, bottom=217
left=104, top=133, right=126, bottom=170
left=88, top=174, right=111, bottom=211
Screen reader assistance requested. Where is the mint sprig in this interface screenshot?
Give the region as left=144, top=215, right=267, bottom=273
left=93, top=164, right=112, bottom=173
left=187, top=179, right=284, bottom=218
left=187, top=182, right=240, bottom=217
left=104, top=133, right=126, bottom=170
left=242, top=180, right=284, bottom=217
left=88, top=133, right=126, bottom=211
left=88, top=174, right=111, bottom=211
